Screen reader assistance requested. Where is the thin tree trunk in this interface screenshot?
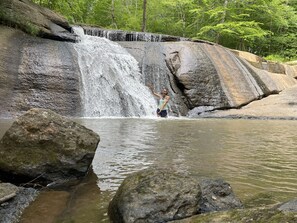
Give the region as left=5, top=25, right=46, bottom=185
left=142, top=0, right=147, bottom=32
left=111, top=0, right=117, bottom=29
left=216, top=0, right=228, bottom=43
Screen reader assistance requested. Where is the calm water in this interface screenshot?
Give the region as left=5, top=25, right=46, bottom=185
left=1, top=118, right=297, bottom=222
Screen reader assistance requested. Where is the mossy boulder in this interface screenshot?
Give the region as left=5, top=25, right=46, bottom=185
left=172, top=204, right=297, bottom=223
left=0, top=108, right=100, bottom=186
left=0, top=0, right=78, bottom=42
left=108, top=168, right=202, bottom=223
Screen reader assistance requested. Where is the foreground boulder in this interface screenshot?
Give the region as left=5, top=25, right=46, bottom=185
left=108, top=169, right=202, bottom=223
left=108, top=169, right=243, bottom=223
left=0, top=0, right=78, bottom=42
left=172, top=204, right=297, bottom=223
left=0, top=108, right=100, bottom=186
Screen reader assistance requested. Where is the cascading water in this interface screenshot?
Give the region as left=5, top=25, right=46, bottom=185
left=72, top=27, right=156, bottom=117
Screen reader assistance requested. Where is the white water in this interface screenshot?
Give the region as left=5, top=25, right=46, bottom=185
left=73, top=27, right=156, bottom=117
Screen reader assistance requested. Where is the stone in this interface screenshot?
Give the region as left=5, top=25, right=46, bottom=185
left=198, top=179, right=243, bottom=213
left=0, top=0, right=78, bottom=42
left=203, top=85, right=297, bottom=119
left=278, top=199, right=297, bottom=212
left=0, top=26, right=82, bottom=118
left=108, top=168, right=202, bottom=223
left=0, top=186, right=38, bottom=223
left=0, top=183, right=19, bottom=204
left=0, top=108, right=100, bottom=186
left=171, top=205, right=297, bottom=223
left=120, top=41, right=297, bottom=117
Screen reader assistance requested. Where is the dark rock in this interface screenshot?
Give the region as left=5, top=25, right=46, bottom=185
left=278, top=199, right=297, bottom=212
left=108, top=168, right=202, bottom=223
left=198, top=179, right=243, bottom=213
left=0, top=108, right=100, bottom=186
left=82, top=26, right=190, bottom=42
left=0, top=186, right=38, bottom=223
left=0, top=26, right=82, bottom=118
left=0, top=0, right=78, bottom=42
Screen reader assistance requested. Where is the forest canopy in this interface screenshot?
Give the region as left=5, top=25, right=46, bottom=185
left=32, top=0, right=297, bottom=61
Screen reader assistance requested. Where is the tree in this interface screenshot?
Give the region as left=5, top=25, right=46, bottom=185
left=142, top=0, right=147, bottom=32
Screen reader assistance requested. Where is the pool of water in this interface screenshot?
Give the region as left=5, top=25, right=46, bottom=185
left=1, top=118, right=297, bottom=222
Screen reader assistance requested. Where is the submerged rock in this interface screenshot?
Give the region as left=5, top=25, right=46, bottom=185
left=278, top=199, right=297, bottom=212
left=199, top=179, right=243, bottom=213
left=0, top=108, right=100, bottom=186
left=108, top=169, right=202, bottom=223
left=0, top=186, right=38, bottom=223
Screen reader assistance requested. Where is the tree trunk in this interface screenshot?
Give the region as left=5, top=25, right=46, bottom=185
left=216, top=0, right=228, bottom=43
left=142, top=0, right=147, bottom=32
left=111, top=0, right=117, bottom=29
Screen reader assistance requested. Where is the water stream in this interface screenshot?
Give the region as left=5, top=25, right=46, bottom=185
left=72, top=27, right=156, bottom=117
left=0, top=118, right=295, bottom=222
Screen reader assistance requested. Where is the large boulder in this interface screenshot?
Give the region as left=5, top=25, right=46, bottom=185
left=108, top=169, right=202, bottom=223
left=198, top=179, right=243, bottom=213
left=0, top=108, right=100, bottom=186
left=0, top=0, right=78, bottom=42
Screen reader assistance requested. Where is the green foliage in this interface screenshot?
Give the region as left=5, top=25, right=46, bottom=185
left=30, top=0, right=297, bottom=59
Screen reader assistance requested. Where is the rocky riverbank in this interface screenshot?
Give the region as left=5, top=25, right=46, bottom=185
left=108, top=168, right=297, bottom=223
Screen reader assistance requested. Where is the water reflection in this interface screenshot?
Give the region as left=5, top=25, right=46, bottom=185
left=1, top=118, right=297, bottom=222
left=78, top=118, right=297, bottom=208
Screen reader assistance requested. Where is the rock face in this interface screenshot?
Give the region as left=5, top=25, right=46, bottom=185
left=203, top=85, right=297, bottom=119
left=0, top=0, right=78, bottom=42
left=0, top=108, right=100, bottom=186
left=108, top=169, right=202, bottom=223
left=198, top=179, right=243, bottom=213
left=83, top=26, right=190, bottom=42
left=0, top=26, right=82, bottom=118
left=119, top=41, right=297, bottom=116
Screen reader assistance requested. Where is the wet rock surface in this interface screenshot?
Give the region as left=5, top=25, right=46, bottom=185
left=108, top=169, right=202, bottom=223
left=120, top=41, right=297, bottom=117
left=0, top=185, right=38, bottom=223
left=198, top=179, right=243, bottom=213
left=0, top=183, right=19, bottom=204
left=0, top=26, right=82, bottom=118
left=0, top=0, right=78, bottom=42
left=0, top=108, right=100, bottom=186
left=278, top=199, right=297, bottom=212
left=203, top=85, right=297, bottom=119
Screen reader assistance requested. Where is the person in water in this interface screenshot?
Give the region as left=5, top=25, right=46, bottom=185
left=149, top=85, right=170, bottom=118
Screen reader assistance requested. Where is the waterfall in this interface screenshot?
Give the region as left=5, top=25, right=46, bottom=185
left=72, top=27, right=156, bottom=117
